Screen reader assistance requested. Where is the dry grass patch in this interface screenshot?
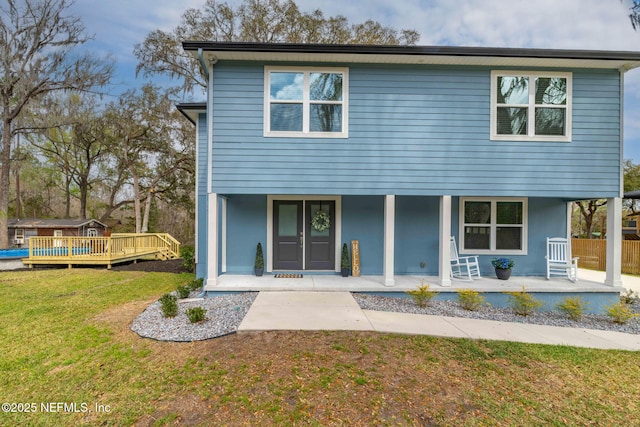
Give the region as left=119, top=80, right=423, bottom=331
left=2, top=268, right=640, bottom=426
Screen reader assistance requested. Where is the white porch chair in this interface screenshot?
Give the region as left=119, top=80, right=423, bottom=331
left=546, top=237, right=578, bottom=282
left=450, top=236, right=481, bottom=281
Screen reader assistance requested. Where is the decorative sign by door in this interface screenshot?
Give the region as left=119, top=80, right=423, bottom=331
left=351, top=240, right=360, bottom=277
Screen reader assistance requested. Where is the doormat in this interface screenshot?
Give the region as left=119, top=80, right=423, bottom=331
left=274, top=273, right=303, bottom=278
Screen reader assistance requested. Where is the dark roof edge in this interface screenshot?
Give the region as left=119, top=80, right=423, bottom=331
left=182, top=41, right=640, bottom=62
left=7, top=218, right=108, bottom=228
left=176, top=102, right=206, bottom=125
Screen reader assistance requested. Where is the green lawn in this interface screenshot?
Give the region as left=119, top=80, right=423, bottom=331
left=1, top=268, right=640, bottom=426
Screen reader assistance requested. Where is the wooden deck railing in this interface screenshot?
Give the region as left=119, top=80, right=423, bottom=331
left=24, top=233, right=180, bottom=269
left=572, top=238, right=640, bottom=275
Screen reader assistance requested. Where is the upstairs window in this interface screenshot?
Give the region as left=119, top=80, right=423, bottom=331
left=491, top=71, right=571, bottom=142
left=265, top=67, right=348, bottom=138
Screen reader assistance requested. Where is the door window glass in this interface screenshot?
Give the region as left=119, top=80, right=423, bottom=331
left=278, top=204, right=298, bottom=236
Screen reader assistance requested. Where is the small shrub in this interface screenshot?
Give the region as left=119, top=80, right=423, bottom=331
left=406, top=281, right=439, bottom=308
left=505, top=286, right=542, bottom=316
left=557, top=297, right=588, bottom=321
left=341, top=243, right=350, bottom=270
left=176, top=285, right=191, bottom=299
left=189, top=278, right=204, bottom=291
left=605, top=301, right=640, bottom=324
left=255, top=243, right=264, bottom=269
left=621, top=289, right=638, bottom=305
left=180, top=245, right=195, bottom=272
left=159, top=293, right=178, bottom=318
left=186, top=306, right=207, bottom=323
left=457, top=289, right=487, bottom=311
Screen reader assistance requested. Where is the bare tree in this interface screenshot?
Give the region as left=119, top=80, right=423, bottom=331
left=0, top=0, right=113, bottom=248
left=630, top=0, right=640, bottom=29
left=103, top=85, right=195, bottom=232
left=575, top=200, right=608, bottom=239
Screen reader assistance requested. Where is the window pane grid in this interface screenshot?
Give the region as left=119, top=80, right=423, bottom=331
left=267, top=68, right=346, bottom=136
left=492, top=71, right=570, bottom=141
left=461, top=198, right=526, bottom=254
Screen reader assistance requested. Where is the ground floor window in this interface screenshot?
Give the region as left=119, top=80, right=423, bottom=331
left=460, top=197, right=528, bottom=255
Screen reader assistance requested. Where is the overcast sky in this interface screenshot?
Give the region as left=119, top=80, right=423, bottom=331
left=68, top=0, right=640, bottom=161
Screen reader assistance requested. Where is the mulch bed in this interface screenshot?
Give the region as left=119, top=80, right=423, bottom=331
left=110, top=258, right=191, bottom=274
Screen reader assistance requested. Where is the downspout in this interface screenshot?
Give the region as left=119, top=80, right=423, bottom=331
left=200, top=49, right=218, bottom=296
left=201, top=51, right=218, bottom=194
left=620, top=69, right=625, bottom=198
left=197, top=48, right=210, bottom=80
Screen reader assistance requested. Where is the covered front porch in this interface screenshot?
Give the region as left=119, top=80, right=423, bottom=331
left=202, top=194, right=625, bottom=293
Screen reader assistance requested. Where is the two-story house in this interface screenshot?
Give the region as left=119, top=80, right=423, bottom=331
left=178, top=42, right=640, bottom=295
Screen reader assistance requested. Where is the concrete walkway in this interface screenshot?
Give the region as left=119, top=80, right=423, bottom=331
left=238, top=291, right=640, bottom=351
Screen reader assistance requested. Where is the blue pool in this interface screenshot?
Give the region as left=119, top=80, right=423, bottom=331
left=0, top=248, right=28, bottom=258
left=0, top=248, right=91, bottom=258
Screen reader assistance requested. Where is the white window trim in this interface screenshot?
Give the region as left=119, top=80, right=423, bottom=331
left=459, top=197, right=528, bottom=255
left=264, top=66, right=349, bottom=138
left=490, top=70, right=572, bottom=142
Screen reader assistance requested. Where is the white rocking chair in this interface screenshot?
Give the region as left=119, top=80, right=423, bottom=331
left=450, top=236, right=481, bottom=281
left=546, top=237, right=578, bottom=282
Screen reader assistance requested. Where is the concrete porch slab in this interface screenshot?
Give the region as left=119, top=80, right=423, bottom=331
left=208, top=269, right=624, bottom=294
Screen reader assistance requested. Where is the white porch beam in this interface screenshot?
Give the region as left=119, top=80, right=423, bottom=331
left=383, top=195, right=395, bottom=287
left=605, top=197, right=622, bottom=287
left=439, top=195, right=452, bottom=287
left=205, top=193, right=219, bottom=290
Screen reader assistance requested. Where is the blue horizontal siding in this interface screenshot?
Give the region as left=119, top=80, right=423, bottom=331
left=207, top=63, right=621, bottom=198
left=213, top=195, right=572, bottom=277
left=197, top=114, right=208, bottom=196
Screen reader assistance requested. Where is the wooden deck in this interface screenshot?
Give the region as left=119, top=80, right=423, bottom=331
left=23, top=233, right=180, bottom=269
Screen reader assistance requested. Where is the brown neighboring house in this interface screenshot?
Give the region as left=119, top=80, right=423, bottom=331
left=7, top=218, right=108, bottom=247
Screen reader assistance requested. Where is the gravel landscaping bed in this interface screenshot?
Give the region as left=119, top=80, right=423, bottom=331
left=131, top=292, right=257, bottom=342
left=131, top=290, right=640, bottom=342
left=353, top=293, right=640, bottom=335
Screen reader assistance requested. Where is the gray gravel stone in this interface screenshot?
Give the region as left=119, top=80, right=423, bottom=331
left=131, top=291, right=640, bottom=342
left=353, top=293, right=640, bottom=335
left=131, top=292, right=257, bottom=342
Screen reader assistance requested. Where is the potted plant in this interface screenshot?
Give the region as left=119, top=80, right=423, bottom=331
left=491, top=257, right=514, bottom=280
left=340, top=243, right=350, bottom=277
left=254, top=243, right=264, bottom=276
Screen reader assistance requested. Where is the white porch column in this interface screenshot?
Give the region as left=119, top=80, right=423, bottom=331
left=205, top=193, right=219, bottom=290
left=221, top=197, right=227, bottom=273
left=383, top=195, right=395, bottom=287
left=439, top=195, right=452, bottom=287
left=605, top=197, right=623, bottom=287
